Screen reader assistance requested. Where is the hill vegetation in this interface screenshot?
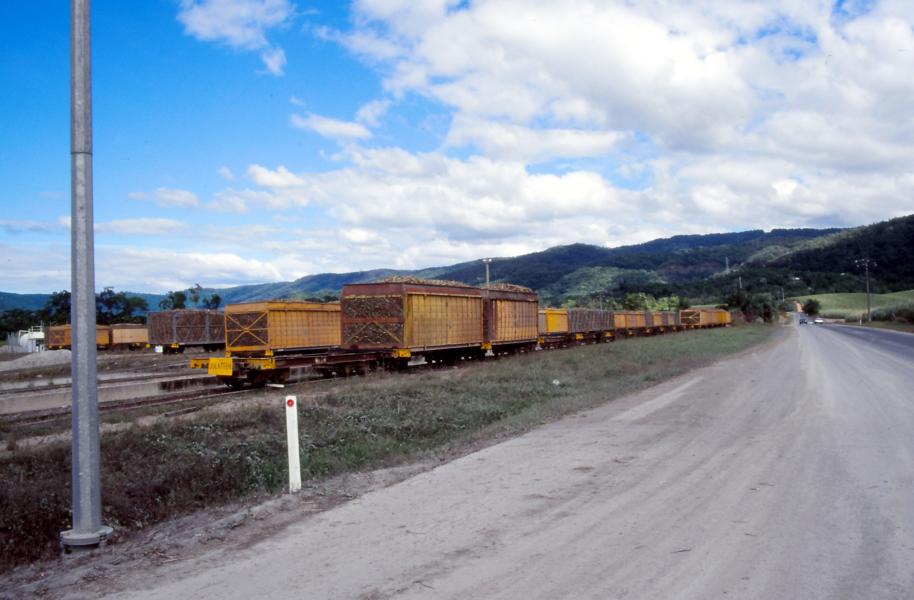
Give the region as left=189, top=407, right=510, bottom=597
left=2, top=214, right=912, bottom=327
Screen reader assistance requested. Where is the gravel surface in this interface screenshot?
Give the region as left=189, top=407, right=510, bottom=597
left=0, top=350, right=71, bottom=372
left=8, top=322, right=912, bottom=599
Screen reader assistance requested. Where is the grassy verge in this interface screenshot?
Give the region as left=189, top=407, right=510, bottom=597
left=795, top=290, right=914, bottom=320
left=0, top=324, right=779, bottom=572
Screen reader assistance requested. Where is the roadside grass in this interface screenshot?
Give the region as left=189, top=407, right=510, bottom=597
left=0, top=324, right=779, bottom=572
left=794, top=290, right=914, bottom=320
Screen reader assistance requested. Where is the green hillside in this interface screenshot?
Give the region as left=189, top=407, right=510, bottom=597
left=2, top=215, right=912, bottom=312
left=0, top=292, right=47, bottom=312
left=796, top=290, right=914, bottom=319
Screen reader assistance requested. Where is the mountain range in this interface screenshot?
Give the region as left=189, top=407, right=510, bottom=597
left=2, top=214, right=912, bottom=312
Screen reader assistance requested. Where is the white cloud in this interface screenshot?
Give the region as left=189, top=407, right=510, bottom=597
left=95, top=247, right=285, bottom=291
left=260, top=46, right=287, bottom=75
left=247, top=164, right=305, bottom=188
left=178, top=0, right=293, bottom=74
left=151, top=188, right=200, bottom=208
left=218, top=166, right=236, bottom=180
left=355, top=99, right=391, bottom=126
left=95, top=218, right=187, bottom=236
left=0, top=219, right=67, bottom=234
left=290, top=113, right=372, bottom=140
left=446, top=116, right=625, bottom=162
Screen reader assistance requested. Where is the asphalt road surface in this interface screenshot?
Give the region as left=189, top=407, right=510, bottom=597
left=115, top=323, right=914, bottom=599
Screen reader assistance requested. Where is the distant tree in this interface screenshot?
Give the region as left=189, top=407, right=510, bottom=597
left=159, top=290, right=187, bottom=310
left=96, top=288, right=148, bottom=323
left=38, top=290, right=71, bottom=325
left=0, top=309, right=36, bottom=335
left=201, top=294, right=221, bottom=310
left=127, top=296, right=149, bottom=321
left=188, top=283, right=202, bottom=307
left=622, top=293, right=648, bottom=310
left=802, top=299, right=821, bottom=316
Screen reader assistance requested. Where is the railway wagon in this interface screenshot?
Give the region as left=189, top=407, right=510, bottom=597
left=46, top=324, right=111, bottom=349
left=648, top=311, right=680, bottom=332
left=680, top=308, right=731, bottom=328
left=148, top=309, right=225, bottom=353
left=568, top=308, right=615, bottom=341
left=613, top=311, right=648, bottom=336
left=538, top=308, right=568, bottom=335
left=538, top=308, right=569, bottom=348
left=341, top=280, right=484, bottom=362
left=704, top=308, right=732, bottom=327
left=110, top=323, right=148, bottom=349
left=225, top=301, right=341, bottom=356
left=483, top=286, right=538, bottom=353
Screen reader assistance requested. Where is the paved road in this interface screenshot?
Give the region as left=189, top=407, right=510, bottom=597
left=115, top=324, right=914, bottom=599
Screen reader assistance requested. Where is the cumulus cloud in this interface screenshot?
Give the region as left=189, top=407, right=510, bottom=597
left=177, top=0, right=293, bottom=75
left=290, top=113, right=372, bottom=140
left=355, top=99, right=391, bottom=127
left=141, top=188, right=200, bottom=208
left=446, top=116, right=625, bottom=162
left=218, top=166, right=236, bottom=180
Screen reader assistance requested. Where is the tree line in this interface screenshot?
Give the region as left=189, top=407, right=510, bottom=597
left=1, top=283, right=222, bottom=336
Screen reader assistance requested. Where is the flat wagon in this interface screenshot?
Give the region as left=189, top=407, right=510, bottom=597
left=648, top=311, right=680, bottom=333
left=225, top=300, right=340, bottom=356
left=613, top=311, right=648, bottom=335
left=148, top=309, right=225, bottom=353
left=680, top=308, right=731, bottom=328
left=483, top=286, right=538, bottom=354
left=342, top=280, right=484, bottom=362
left=568, top=308, right=615, bottom=341
left=46, top=324, right=110, bottom=349
left=110, top=323, right=148, bottom=349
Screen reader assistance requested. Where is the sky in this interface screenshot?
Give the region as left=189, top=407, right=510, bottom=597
left=1, top=0, right=913, bottom=294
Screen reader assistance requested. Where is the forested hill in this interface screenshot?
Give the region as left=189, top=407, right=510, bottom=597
left=3, top=215, right=913, bottom=311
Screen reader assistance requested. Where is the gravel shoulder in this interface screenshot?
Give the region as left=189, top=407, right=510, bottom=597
left=84, top=324, right=914, bottom=599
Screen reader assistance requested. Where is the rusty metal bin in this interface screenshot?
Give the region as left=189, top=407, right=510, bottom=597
left=613, top=311, right=647, bottom=332
left=110, top=323, right=148, bottom=347
left=148, top=309, right=225, bottom=348
left=342, top=281, right=484, bottom=352
left=225, top=301, right=340, bottom=355
left=484, top=287, right=538, bottom=346
left=567, top=308, right=614, bottom=333
left=538, top=308, right=569, bottom=335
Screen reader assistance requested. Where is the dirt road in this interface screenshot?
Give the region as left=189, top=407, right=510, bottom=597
left=112, top=323, right=914, bottom=599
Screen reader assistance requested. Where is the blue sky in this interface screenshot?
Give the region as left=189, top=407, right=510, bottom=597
left=2, top=1, right=914, bottom=293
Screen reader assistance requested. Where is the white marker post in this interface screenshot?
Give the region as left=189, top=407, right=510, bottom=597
left=285, top=395, right=302, bottom=493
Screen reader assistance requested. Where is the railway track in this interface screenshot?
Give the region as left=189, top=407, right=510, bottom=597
left=0, top=367, right=341, bottom=427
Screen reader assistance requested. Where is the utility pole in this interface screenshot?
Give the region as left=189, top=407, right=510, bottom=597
left=855, top=258, right=876, bottom=322
left=61, top=0, right=112, bottom=552
left=483, top=257, right=492, bottom=286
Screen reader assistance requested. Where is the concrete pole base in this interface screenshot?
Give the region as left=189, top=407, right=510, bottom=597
left=60, top=525, right=114, bottom=553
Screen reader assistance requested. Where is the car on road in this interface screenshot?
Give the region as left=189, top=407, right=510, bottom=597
left=814, top=318, right=824, bottom=324
left=799, top=317, right=808, bottom=324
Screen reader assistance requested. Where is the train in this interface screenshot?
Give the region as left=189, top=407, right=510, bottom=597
left=39, top=277, right=731, bottom=387
left=46, top=323, right=148, bottom=350
left=185, top=278, right=731, bottom=388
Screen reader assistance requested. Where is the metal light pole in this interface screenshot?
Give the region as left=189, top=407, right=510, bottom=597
left=483, top=257, right=492, bottom=286
left=61, top=0, right=112, bottom=551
